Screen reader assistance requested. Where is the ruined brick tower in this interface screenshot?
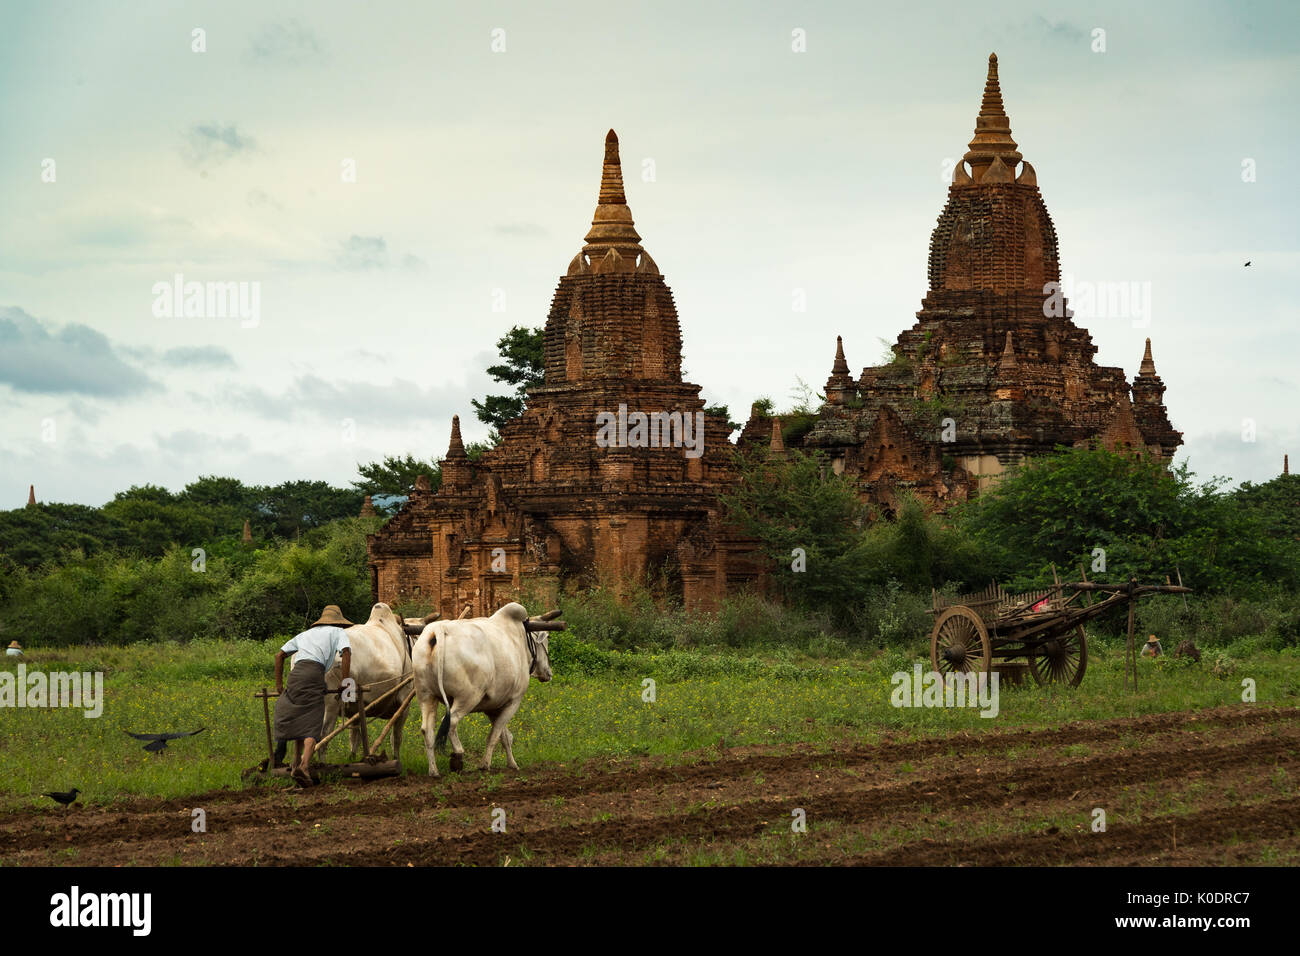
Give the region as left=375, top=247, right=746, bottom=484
left=367, top=131, right=756, bottom=614
left=802, top=53, right=1182, bottom=512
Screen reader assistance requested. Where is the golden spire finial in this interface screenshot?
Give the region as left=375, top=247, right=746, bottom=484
left=583, top=129, right=643, bottom=257
left=963, top=53, right=1023, bottom=181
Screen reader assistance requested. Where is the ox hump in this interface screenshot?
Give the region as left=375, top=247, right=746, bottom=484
left=493, top=602, right=529, bottom=624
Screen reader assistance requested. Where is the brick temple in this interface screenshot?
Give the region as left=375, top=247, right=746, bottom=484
left=792, top=53, right=1182, bottom=514
left=367, top=131, right=757, bottom=615
left=368, top=54, right=1181, bottom=610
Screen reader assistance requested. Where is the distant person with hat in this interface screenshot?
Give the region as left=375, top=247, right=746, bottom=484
left=5, top=641, right=21, bottom=658
left=274, top=605, right=353, bottom=787
left=1141, top=634, right=1162, bottom=658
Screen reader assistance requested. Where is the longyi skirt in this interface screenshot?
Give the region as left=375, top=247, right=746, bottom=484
left=274, top=660, right=327, bottom=742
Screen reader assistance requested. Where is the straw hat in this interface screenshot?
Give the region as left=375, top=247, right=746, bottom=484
left=7, top=641, right=20, bottom=649
left=1146, top=634, right=1160, bottom=645
left=310, top=605, right=353, bottom=628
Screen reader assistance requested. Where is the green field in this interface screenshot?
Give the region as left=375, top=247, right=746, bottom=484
left=3, top=633, right=1296, bottom=810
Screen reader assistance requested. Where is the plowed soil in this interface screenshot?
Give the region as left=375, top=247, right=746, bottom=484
left=4, top=705, right=1297, bottom=866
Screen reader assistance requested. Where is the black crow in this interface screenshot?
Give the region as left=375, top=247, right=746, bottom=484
left=125, top=728, right=206, bottom=752
left=43, top=788, right=80, bottom=807
left=1245, top=261, right=1251, bottom=267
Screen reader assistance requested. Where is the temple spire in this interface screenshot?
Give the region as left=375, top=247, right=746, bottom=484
left=1138, top=338, right=1157, bottom=378
left=446, top=414, right=468, bottom=460
left=26, top=484, right=35, bottom=508
left=832, top=335, right=850, bottom=376
left=582, top=129, right=643, bottom=257
left=242, top=518, right=252, bottom=543
left=963, top=53, right=1023, bottom=181
left=825, top=335, right=855, bottom=405
left=360, top=495, right=377, bottom=517
left=768, top=418, right=787, bottom=460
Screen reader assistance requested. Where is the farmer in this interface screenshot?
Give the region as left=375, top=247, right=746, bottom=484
left=274, top=605, right=353, bottom=787
left=1141, top=634, right=1162, bottom=658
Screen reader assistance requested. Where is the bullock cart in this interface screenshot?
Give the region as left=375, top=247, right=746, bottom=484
left=928, top=569, right=1192, bottom=690
left=242, top=606, right=567, bottom=785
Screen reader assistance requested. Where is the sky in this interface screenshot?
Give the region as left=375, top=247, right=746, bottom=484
left=1, top=0, right=1297, bottom=507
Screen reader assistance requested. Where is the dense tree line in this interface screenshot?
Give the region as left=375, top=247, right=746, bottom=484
left=724, top=445, right=1300, bottom=626
left=0, top=476, right=365, bottom=573
left=2, top=439, right=1296, bottom=649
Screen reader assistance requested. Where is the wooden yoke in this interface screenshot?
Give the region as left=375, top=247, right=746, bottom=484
left=525, top=608, right=567, bottom=633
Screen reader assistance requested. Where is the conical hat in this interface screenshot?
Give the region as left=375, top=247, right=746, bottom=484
left=1146, top=634, right=1160, bottom=644
left=310, top=605, right=353, bottom=628
left=6, top=641, right=20, bottom=649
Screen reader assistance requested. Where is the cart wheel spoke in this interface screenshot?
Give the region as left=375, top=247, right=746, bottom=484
left=1027, top=625, right=1088, bottom=687
left=930, top=606, right=990, bottom=677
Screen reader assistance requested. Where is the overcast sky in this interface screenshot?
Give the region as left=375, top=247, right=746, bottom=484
left=1, top=0, right=1296, bottom=507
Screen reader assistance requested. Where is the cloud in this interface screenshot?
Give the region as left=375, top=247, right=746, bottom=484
left=243, top=20, right=324, bottom=67
left=0, top=307, right=158, bottom=397
left=494, top=222, right=550, bottom=238
left=183, top=124, right=257, bottom=168
left=220, top=373, right=466, bottom=426
left=1025, top=16, right=1089, bottom=45
left=154, top=430, right=251, bottom=456
left=162, top=346, right=237, bottom=369
left=334, top=236, right=427, bottom=272
left=246, top=188, right=284, bottom=211
left=337, top=235, right=388, bottom=270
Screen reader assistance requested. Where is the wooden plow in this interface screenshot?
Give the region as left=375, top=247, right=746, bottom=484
left=928, top=568, right=1192, bottom=690
left=242, top=604, right=567, bottom=785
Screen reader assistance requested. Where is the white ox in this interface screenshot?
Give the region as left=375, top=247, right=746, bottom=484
left=314, top=602, right=417, bottom=763
left=412, top=602, right=553, bottom=776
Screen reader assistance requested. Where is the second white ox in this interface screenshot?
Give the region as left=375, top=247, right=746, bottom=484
left=315, top=602, right=414, bottom=763
left=412, top=602, right=552, bottom=775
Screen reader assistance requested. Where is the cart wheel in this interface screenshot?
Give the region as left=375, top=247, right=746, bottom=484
left=1027, top=625, right=1088, bottom=687
left=930, top=606, right=991, bottom=677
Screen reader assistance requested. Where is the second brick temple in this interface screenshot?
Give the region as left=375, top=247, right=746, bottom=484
left=792, top=53, right=1182, bottom=513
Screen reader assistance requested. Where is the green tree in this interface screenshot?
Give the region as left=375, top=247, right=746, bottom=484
left=471, top=325, right=545, bottom=433
left=101, top=486, right=218, bottom=558
left=719, top=448, right=874, bottom=622
left=0, top=503, right=125, bottom=570
left=352, top=454, right=442, bottom=497
left=1233, top=473, right=1300, bottom=542
left=956, top=447, right=1300, bottom=593
left=258, top=480, right=361, bottom=538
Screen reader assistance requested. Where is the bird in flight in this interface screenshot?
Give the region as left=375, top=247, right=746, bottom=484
left=1244, top=261, right=1251, bottom=267
left=125, top=728, right=206, bottom=753
left=43, top=788, right=80, bottom=807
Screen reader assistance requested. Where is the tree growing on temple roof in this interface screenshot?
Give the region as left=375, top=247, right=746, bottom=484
left=471, top=324, right=545, bottom=436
